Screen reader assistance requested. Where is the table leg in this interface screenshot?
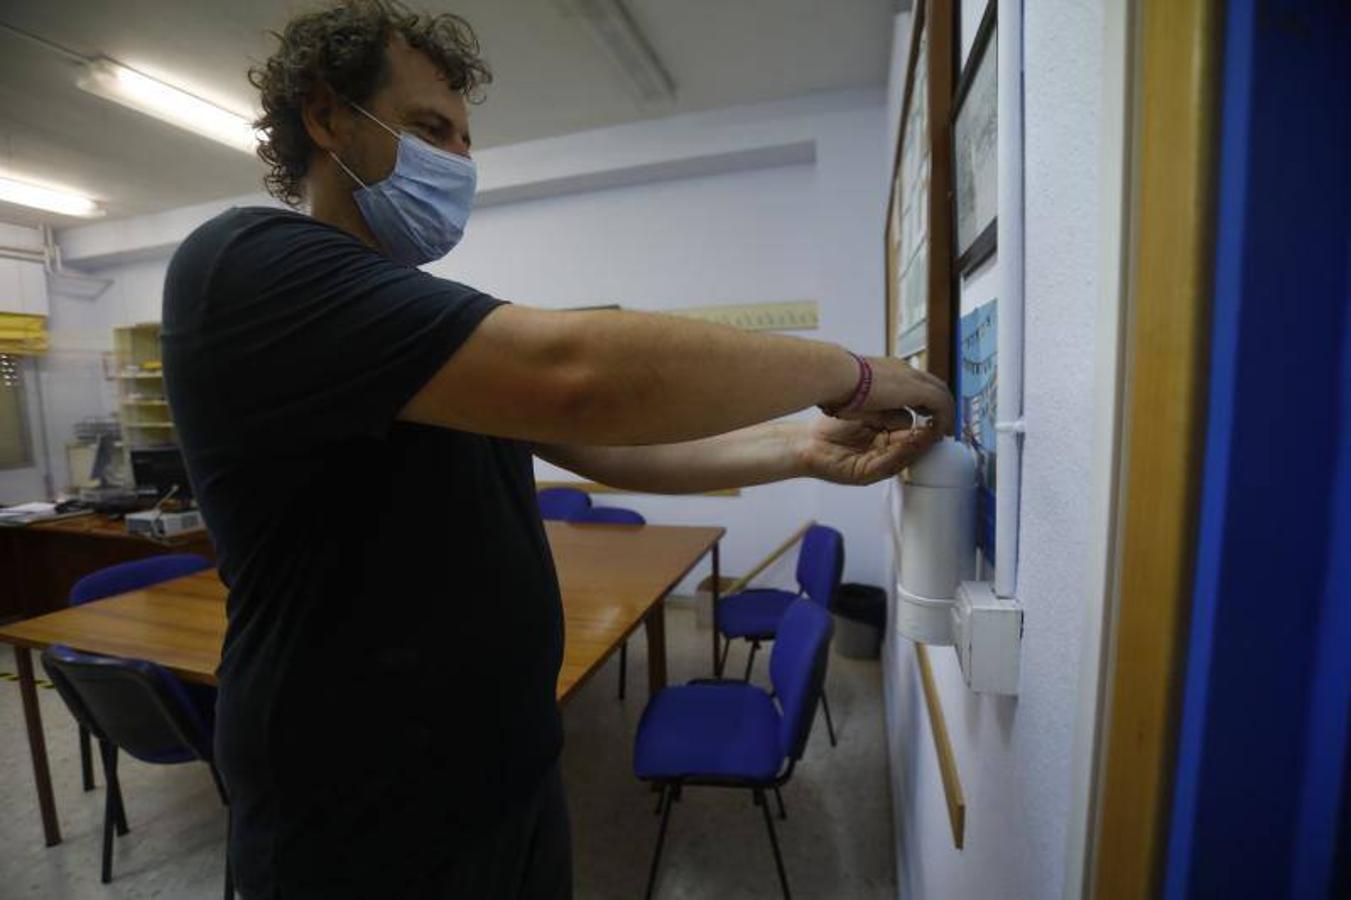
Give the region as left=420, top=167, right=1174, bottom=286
left=644, top=601, right=668, bottom=698
left=710, top=541, right=721, bottom=676
left=16, top=646, right=61, bottom=846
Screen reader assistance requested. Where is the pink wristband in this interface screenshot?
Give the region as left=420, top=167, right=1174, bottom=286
left=820, top=352, right=872, bottom=416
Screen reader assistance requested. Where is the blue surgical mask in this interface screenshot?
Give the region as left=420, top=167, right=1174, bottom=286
left=329, top=103, right=476, bottom=267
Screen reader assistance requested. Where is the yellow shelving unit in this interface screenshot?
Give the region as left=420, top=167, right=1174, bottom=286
left=113, top=322, right=176, bottom=450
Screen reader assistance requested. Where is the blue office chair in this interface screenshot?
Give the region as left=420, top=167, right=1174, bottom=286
left=571, top=506, right=646, bottom=699
left=537, top=486, right=592, bottom=521
left=68, top=553, right=213, bottom=792
left=41, top=645, right=232, bottom=897
left=634, top=599, right=834, bottom=899
left=714, top=525, right=843, bottom=746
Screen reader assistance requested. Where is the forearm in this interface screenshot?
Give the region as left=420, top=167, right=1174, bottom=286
left=404, top=303, right=950, bottom=447
left=539, top=421, right=810, bottom=494
left=558, top=309, right=858, bottom=445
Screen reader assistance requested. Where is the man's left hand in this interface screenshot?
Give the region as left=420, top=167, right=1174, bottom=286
left=796, top=415, right=941, bottom=486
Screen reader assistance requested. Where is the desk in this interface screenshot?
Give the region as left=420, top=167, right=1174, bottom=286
left=0, top=513, right=216, bottom=622
left=0, top=521, right=722, bottom=847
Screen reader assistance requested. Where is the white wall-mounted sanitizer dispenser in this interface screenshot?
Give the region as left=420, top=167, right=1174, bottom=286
left=895, top=439, right=977, bottom=646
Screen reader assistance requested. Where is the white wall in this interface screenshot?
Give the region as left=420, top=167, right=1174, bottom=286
left=0, top=356, right=47, bottom=503
left=41, top=88, right=893, bottom=594
left=882, top=1, right=1118, bottom=897
left=36, top=271, right=125, bottom=491
left=0, top=224, right=53, bottom=503
left=0, top=232, right=140, bottom=503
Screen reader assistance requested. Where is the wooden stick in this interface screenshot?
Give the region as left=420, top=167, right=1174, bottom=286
left=915, top=642, right=966, bottom=848
left=722, top=521, right=815, bottom=597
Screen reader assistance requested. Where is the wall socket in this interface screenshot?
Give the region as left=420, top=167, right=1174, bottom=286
left=951, top=580, right=1023, bottom=695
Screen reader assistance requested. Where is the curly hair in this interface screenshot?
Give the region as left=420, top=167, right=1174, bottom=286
left=248, top=0, right=491, bottom=206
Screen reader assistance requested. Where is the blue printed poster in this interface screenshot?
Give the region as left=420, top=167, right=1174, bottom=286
left=956, top=300, right=997, bottom=562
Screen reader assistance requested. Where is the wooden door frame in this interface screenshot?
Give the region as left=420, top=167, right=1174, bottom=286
left=1087, top=0, right=1223, bottom=896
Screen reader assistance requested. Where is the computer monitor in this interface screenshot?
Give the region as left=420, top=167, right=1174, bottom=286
left=130, top=447, right=193, bottom=503
left=88, top=432, right=117, bottom=487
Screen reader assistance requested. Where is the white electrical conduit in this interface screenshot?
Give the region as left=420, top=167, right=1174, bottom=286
left=0, top=244, right=47, bottom=264
left=0, top=228, right=111, bottom=298
left=994, top=0, right=1025, bottom=599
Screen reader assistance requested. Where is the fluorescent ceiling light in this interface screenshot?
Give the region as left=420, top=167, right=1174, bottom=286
left=0, top=173, right=103, bottom=217
left=558, top=0, right=675, bottom=103
left=78, top=58, right=259, bottom=154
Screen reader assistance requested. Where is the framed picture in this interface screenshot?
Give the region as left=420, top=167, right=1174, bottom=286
left=884, top=0, right=956, bottom=387
left=952, top=1, right=997, bottom=273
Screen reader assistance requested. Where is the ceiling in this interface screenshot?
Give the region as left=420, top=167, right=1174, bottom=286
left=0, top=0, right=893, bottom=228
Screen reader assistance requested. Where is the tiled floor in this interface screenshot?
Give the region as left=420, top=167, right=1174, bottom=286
left=0, top=601, right=896, bottom=899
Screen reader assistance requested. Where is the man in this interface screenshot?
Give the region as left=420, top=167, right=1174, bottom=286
left=162, top=1, right=953, bottom=897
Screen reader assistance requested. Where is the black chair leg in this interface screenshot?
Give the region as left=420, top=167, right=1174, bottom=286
left=111, top=781, right=129, bottom=835
left=756, top=788, right=792, bottom=900
left=98, top=741, right=117, bottom=883
left=107, top=745, right=129, bottom=835
left=743, top=640, right=760, bottom=682
left=774, top=786, right=787, bottom=820
left=618, top=641, right=628, bottom=700
left=716, top=636, right=731, bottom=678
left=645, top=785, right=678, bottom=900
left=820, top=691, right=838, bottom=747
left=79, top=725, right=95, bottom=791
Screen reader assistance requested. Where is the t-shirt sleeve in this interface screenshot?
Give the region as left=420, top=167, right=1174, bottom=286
left=185, top=215, right=503, bottom=449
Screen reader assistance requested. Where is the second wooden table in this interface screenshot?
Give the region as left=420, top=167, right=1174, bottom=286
left=0, top=520, right=723, bottom=847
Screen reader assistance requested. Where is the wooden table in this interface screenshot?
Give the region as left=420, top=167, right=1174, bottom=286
left=0, top=513, right=216, bottom=622
left=0, top=521, right=722, bottom=847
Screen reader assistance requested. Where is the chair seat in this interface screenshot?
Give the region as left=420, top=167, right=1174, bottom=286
left=715, top=589, right=801, bottom=639
left=634, top=683, right=783, bottom=781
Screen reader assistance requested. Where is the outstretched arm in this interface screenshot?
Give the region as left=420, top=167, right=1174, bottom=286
left=400, top=305, right=953, bottom=446
left=536, top=414, right=941, bottom=494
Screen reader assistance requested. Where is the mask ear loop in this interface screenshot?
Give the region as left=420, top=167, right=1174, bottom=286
left=328, top=150, right=367, bottom=189
left=328, top=100, right=402, bottom=189
left=904, top=406, right=934, bottom=430
left=347, top=101, right=402, bottom=140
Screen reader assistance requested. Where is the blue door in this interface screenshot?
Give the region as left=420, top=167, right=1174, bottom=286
left=1163, top=2, right=1350, bottom=897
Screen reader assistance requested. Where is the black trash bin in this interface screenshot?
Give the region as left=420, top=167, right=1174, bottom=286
left=831, top=583, right=887, bottom=659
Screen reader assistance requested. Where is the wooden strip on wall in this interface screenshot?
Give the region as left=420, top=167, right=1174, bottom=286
left=722, top=521, right=813, bottom=596
left=664, top=300, right=819, bottom=332
left=1090, top=0, right=1220, bottom=895
left=916, top=642, right=966, bottom=848
left=535, top=480, right=741, bottom=498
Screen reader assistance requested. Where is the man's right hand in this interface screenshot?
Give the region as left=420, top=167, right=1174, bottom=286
left=830, top=356, right=956, bottom=437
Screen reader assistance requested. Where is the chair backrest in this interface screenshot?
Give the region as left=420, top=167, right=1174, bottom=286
left=537, top=487, right=593, bottom=521
left=769, top=599, right=835, bottom=761
left=69, top=553, right=211, bottom=607
left=571, top=506, right=646, bottom=525
left=41, top=645, right=213, bottom=764
left=796, top=524, right=844, bottom=610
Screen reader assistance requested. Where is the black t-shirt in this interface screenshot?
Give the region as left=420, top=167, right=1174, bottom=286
left=162, top=207, right=564, bottom=897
